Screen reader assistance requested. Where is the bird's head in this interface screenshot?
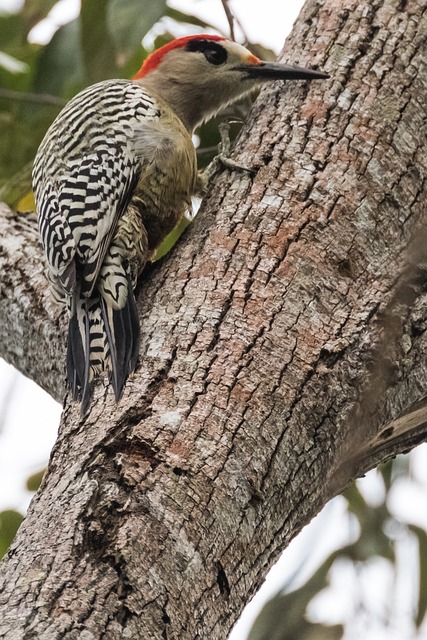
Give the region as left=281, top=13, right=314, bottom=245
left=134, top=35, right=329, bottom=131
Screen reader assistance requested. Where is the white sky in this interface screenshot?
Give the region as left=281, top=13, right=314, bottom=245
left=1, top=1, right=426, bottom=639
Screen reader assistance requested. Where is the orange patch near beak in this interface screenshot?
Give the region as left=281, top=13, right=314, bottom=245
left=246, top=53, right=262, bottom=65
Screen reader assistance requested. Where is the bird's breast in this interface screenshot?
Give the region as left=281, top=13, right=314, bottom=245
left=130, top=110, right=197, bottom=250
left=132, top=113, right=197, bottom=213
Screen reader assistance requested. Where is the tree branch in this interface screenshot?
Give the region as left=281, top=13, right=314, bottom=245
left=0, top=88, right=66, bottom=106
left=0, top=207, right=66, bottom=401
left=0, top=0, right=426, bottom=637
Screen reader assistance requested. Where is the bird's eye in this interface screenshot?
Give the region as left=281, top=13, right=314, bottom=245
left=186, top=39, right=228, bottom=65
left=203, top=47, right=227, bottom=65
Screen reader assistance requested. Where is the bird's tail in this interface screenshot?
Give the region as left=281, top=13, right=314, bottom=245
left=66, top=278, right=140, bottom=415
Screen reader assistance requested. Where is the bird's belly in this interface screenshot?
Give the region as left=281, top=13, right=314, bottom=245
left=133, top=154, right=195, bottom=251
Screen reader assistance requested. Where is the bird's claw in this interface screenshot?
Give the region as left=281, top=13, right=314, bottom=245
left=203, top=121, right=255, bottom=183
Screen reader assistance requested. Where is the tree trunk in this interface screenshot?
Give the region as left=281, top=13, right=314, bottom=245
left=0, top=0, right=426, bottom=637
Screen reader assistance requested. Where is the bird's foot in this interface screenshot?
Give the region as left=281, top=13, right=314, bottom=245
left=203, top=121, right=255, bottom=184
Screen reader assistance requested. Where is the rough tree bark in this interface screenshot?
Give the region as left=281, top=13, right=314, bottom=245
left=0, top=0, right=426, bottom=637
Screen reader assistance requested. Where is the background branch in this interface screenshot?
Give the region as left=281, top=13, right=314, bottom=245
left=0, top=88, right=66, bottom=106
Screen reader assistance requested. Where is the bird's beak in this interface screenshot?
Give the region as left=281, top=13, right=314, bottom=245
left=236, top=60, right=329, bottom=81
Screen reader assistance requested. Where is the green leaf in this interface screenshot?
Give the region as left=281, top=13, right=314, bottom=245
left=249, top=551, right=341, bottom=640
left=344, top=482, right=394, bottom=562
left=80, top=0, right=118, bottom=84
left=33, top=18, right=84, bottom=99
left=409, top=525, right=427, bottom=628
left=154, top=215, right=191, bottom=261
left=107, top=0, right=167, bottom=56
left=378, top=459, right=394, bottom=490
left=0, top=161, right=33, bottom=208
left=0, top=12, right=25, bottom=50
left=343, top=482, right=369, bottom=519
left=248, top=575, right=344, bottom=640
left=248, top=43, right=277, bottom=61
left=26, top=468, right=45, bottom=492
left=0, top=510, right=23, bottom=559
left=0, top=103, right=58, bottom=188
left=0, top=10, right=39, bottom=93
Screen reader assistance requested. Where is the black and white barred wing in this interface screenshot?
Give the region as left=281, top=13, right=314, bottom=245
left=34, top=81, right=160, bottom=300
left=58, top=149, right=138, bottom=299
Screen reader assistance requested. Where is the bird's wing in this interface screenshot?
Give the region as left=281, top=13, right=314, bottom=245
left=58, top=149, right=139, bottom=298
left=33, top=80, right=161, bottom=298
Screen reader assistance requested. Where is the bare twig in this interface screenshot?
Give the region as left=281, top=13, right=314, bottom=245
left=196, top=145, right=219, bottom=156
left=220, top=0, right=236, bottom=41
left=0, top=88, right=66, bottom=107
left=219, top=0, right=250, bottom=44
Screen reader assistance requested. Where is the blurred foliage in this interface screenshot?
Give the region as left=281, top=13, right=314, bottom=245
left=0, top=510, right=24, bottom=558
left=0, top=467, right=44, bottom=561
left=1, top=2, right=426, bottom=639
left=26, top=468, right=45, bottom=492
left=0, top=0, right=273, bottom=210
left=248, top=457, right=427, bottom=639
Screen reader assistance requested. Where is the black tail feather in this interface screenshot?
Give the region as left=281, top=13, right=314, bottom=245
left=127, top=275, right=140, bottom=375
left=100, top=297, right=124, bottom=401
left=66, top=296, right=86, bottom=401
left=100, top=286, right=140, bottom=402
left=112, top=303, right=129, bottom=400
left=66, top=296, right=92, bottom=415
left=66, top=285, right=140, bottom=414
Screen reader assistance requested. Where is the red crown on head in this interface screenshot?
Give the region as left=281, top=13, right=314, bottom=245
left=133, top=34, right=227, bottom=79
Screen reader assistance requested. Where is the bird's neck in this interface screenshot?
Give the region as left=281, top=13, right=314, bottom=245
left=136, top=72, right=256, bottom=133
left=135, top=76, right=210, bottom=132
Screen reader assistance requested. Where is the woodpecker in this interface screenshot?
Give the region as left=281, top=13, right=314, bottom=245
left=32, top=34, right=328, bottom=414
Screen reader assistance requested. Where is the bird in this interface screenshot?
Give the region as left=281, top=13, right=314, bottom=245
left=32, top=34, right=328, bottom=414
